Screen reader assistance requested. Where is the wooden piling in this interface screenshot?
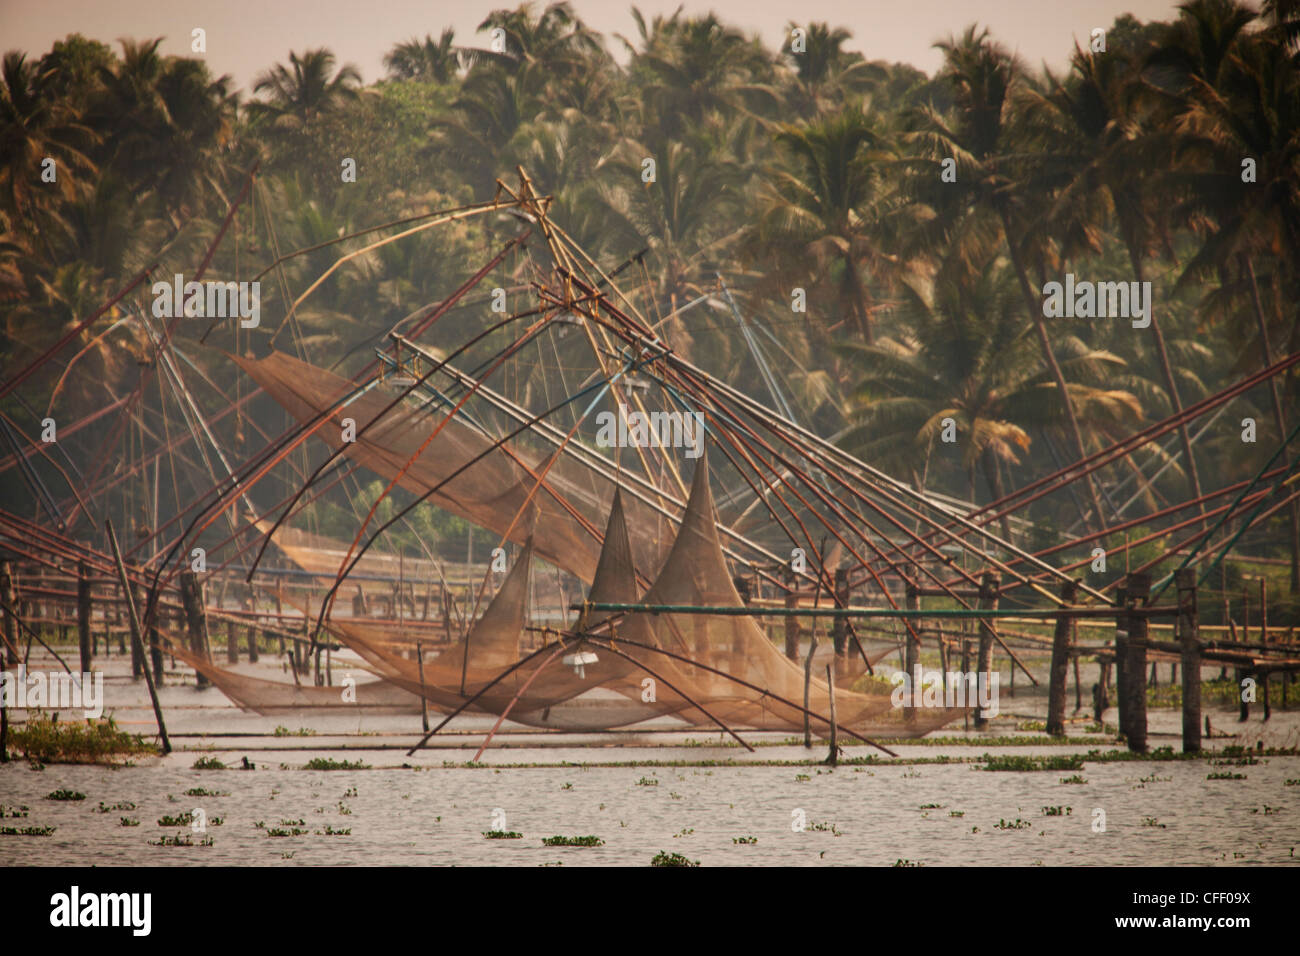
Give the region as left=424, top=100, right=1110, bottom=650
left=129, top=583, right=145, bottom=679
left=417, top=640, right=429, bottom=733
left=824, top=663, right=838, bottom=766
left=1123, top=572, right=1151, bottom=753
left=180, top=570, right=211, bottom=687
left=146, top=585, right=165, bottom=686
left=974, top=571, right=999, bottom=730
left=830, top=567, right=849, bottom=659
left=1175, top=568, right=1201, bottom=753
left=77, top=561, right=92, bottom=675
left=904, top=573, right=920, bottom=727
left=803, top=632, right=818, bottom=748
left=1046, top=579, right=1079, bottom=736
left=1073, top=654, right=1082, bottom=713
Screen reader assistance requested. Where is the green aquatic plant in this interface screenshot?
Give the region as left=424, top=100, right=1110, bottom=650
left=1, top=824, right=56, bottom=836
left=157, top=812, right=193, bottom=827
left=1041, top=806, right=1072, bottom=816
left=651, top=851, right=699, bottom=867
left=483, top=830, right=523, bottom=839
left=1207, top=772, right=1246, bottom=780
left=45, top=788, right=85, bottom=801
left=183, top=787, right=228, bottom=797
left=8, top=716, right=156, bottom=765
left=543, top=832, right=603, bottom=848
left=304, top=758, right=369, bottom=771
left=982, top=754, right=1084, bottom=772
left=994, top=818, right=1031, bottom=830
left=732, top=836, right=757, bottom=844
left=192, top=756, right=226, bottom=770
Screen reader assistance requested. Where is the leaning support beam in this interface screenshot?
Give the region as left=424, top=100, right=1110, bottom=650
left=106, top=520, right=170, bottom=754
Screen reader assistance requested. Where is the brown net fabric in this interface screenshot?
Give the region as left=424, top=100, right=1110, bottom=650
left=167, top=643, right=423, bottom=716
left=237, top=350, right=676, bottom=584
left=325, top=536, right=677, bottom=729
left=598, top=451, right=967, bottom=736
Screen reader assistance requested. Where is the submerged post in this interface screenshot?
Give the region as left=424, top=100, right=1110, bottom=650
left=783, top=569, right=799, bottom=661
left=1123, top=572, right=1151, bottom=753
left=1046, top=579, right=1079, bottom=736
left=824, top=663, right=838, bottom=766
left=417, top=640, right=429, bottom=733
left=974, top=571, right=1000, bottom=729
left=180, top=570, right=211, bottom=687
left=904, top=572, right=920, bottom=727
left=803, top=632, right=818, bottom=749
left=1176, top=568, right=1201, bottom=753
left=130, top=582, right=145, bottom=679
left=146, top=585, right=165, bottom=686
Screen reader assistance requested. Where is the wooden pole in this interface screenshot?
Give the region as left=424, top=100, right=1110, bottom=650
left=246, top=586, right=259, bottom=662
left=129, top=582, right=145, bottom=679
left=77, top=561, right=92, bottom=675
left=1176, top=568, right=1201, bottom=753
left=1115, top=582, right=1131, bottom=741
left=961, top=638, right=971, bottom=731
left=105, top=520, right=170, bottom=753
left=783, top=569, right=799, bottom=661
left=1073, top=653, right=1082, bottom=713
left=1123, top=572, right=1151, bottom=753
left=180, top=570, right=212, bottom=687
left=904, top=572, right=920, bottom=727
left=1046, top=578, right=1078, bottom=736
left=416, top=640, right=429, bottom=733
left=146, top=585, right=165, bottom=686
left=824, top=663, right=838, bottom=766
left=802, top=632, right=818, bottom=748
left=974, top=571, right=999, bottom=729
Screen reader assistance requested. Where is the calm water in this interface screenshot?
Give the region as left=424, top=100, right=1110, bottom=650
left=2, top=652, right=1297, bottom=866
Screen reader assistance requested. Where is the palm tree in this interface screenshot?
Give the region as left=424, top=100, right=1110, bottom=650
left=909, top=25, right=1110, bottom=532
left=1024, top=37, right=1210, bottom=522
left=249, top=48, right=361, bottom=128
left=839, top=258, right=1142, bottom=541
left=1159, top=3, right=1300, bottom=586
left=0, top=51, right=97, bottom=258
left=385, top=29, right=463, bottom=83
left=621, top=8, right=779, bottom=143
left=778, top=21, right=882, bottom=115
left=750, top=107, right=916, bottom=344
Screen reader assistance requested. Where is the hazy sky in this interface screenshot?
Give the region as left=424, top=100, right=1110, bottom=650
left=3, top=0, right=1186, bottom=92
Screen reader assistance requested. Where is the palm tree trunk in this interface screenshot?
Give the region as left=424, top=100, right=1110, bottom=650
left=1245, top=256, right=1300, bottom=591
left=844, top=251, right=873, bottom=344
left=997, top=203, right=1108, bottom=535
left=1128, top=249, right=1207, bottom=530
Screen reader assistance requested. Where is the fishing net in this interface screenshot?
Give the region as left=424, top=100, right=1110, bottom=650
left=585, top=451, right=967, bottom=737
left=237, top=350, right=677, bottom=585
left=167, top=643, right=423, bottom=716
